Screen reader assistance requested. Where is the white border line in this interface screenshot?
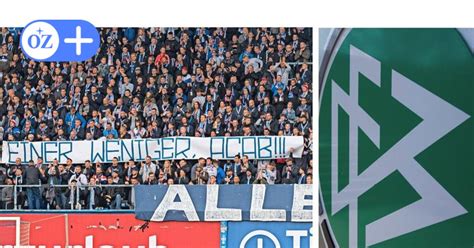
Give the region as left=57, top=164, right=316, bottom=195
left=318, top=28, right=351, bottom=248
left=0, top=217, right=21, bottom=246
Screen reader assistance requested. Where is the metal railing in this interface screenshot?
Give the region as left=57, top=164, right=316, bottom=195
left=0, top=184, right=134, bottom=211
left=287, top=61, right=313, bottom=66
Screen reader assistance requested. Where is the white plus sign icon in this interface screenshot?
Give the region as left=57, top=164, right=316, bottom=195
left=64, top=26, right=93, bottom=55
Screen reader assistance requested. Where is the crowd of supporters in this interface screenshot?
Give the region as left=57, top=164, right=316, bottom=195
left=0, top=27, right=313, bottom=210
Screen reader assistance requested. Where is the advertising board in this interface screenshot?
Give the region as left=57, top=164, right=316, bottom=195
left=135, top=184, right=313, bottom=222
left=0, top=213, right=220, bottom=248
left=227, top=221, right=314, bottom=248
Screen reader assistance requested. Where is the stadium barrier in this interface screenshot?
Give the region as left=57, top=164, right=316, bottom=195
left=0, top=184, right=314, bottom=247
left=135, top=184, right=313, bottom=222
left=133, top=184, right=314, bottom=247
left=0, top=184, right=134, bottom=210
left=0, top=213, right=314, bottom=248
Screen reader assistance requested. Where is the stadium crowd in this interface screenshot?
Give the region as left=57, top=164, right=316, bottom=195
left=0, top=27, right=313, bottom=210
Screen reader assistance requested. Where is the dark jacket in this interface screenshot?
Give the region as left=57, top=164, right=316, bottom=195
left=85, top=185, right=102, bottom=207
left=103, top=183, right=123, bottom=198
left=23, top=165, right=45, bottom=185
left=281, top=166, right=297, bottom=184
left=241, top=176, right=255, bottom=185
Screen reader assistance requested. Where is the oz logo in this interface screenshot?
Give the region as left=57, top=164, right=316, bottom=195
left=21, top=21, right=59, bottom=60
left=20, top=20, right=99, bottom=62
left=320, top=29, right=473, bottom=247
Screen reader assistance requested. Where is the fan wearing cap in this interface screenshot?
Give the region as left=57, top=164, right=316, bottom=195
left=127, top=166, right=141, bottom=184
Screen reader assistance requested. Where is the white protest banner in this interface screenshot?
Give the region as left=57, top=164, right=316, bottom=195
left=1, top=136, right=304, bottom=164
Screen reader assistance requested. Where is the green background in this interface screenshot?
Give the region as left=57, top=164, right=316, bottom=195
left=320, top=29, right=474, bottom=247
